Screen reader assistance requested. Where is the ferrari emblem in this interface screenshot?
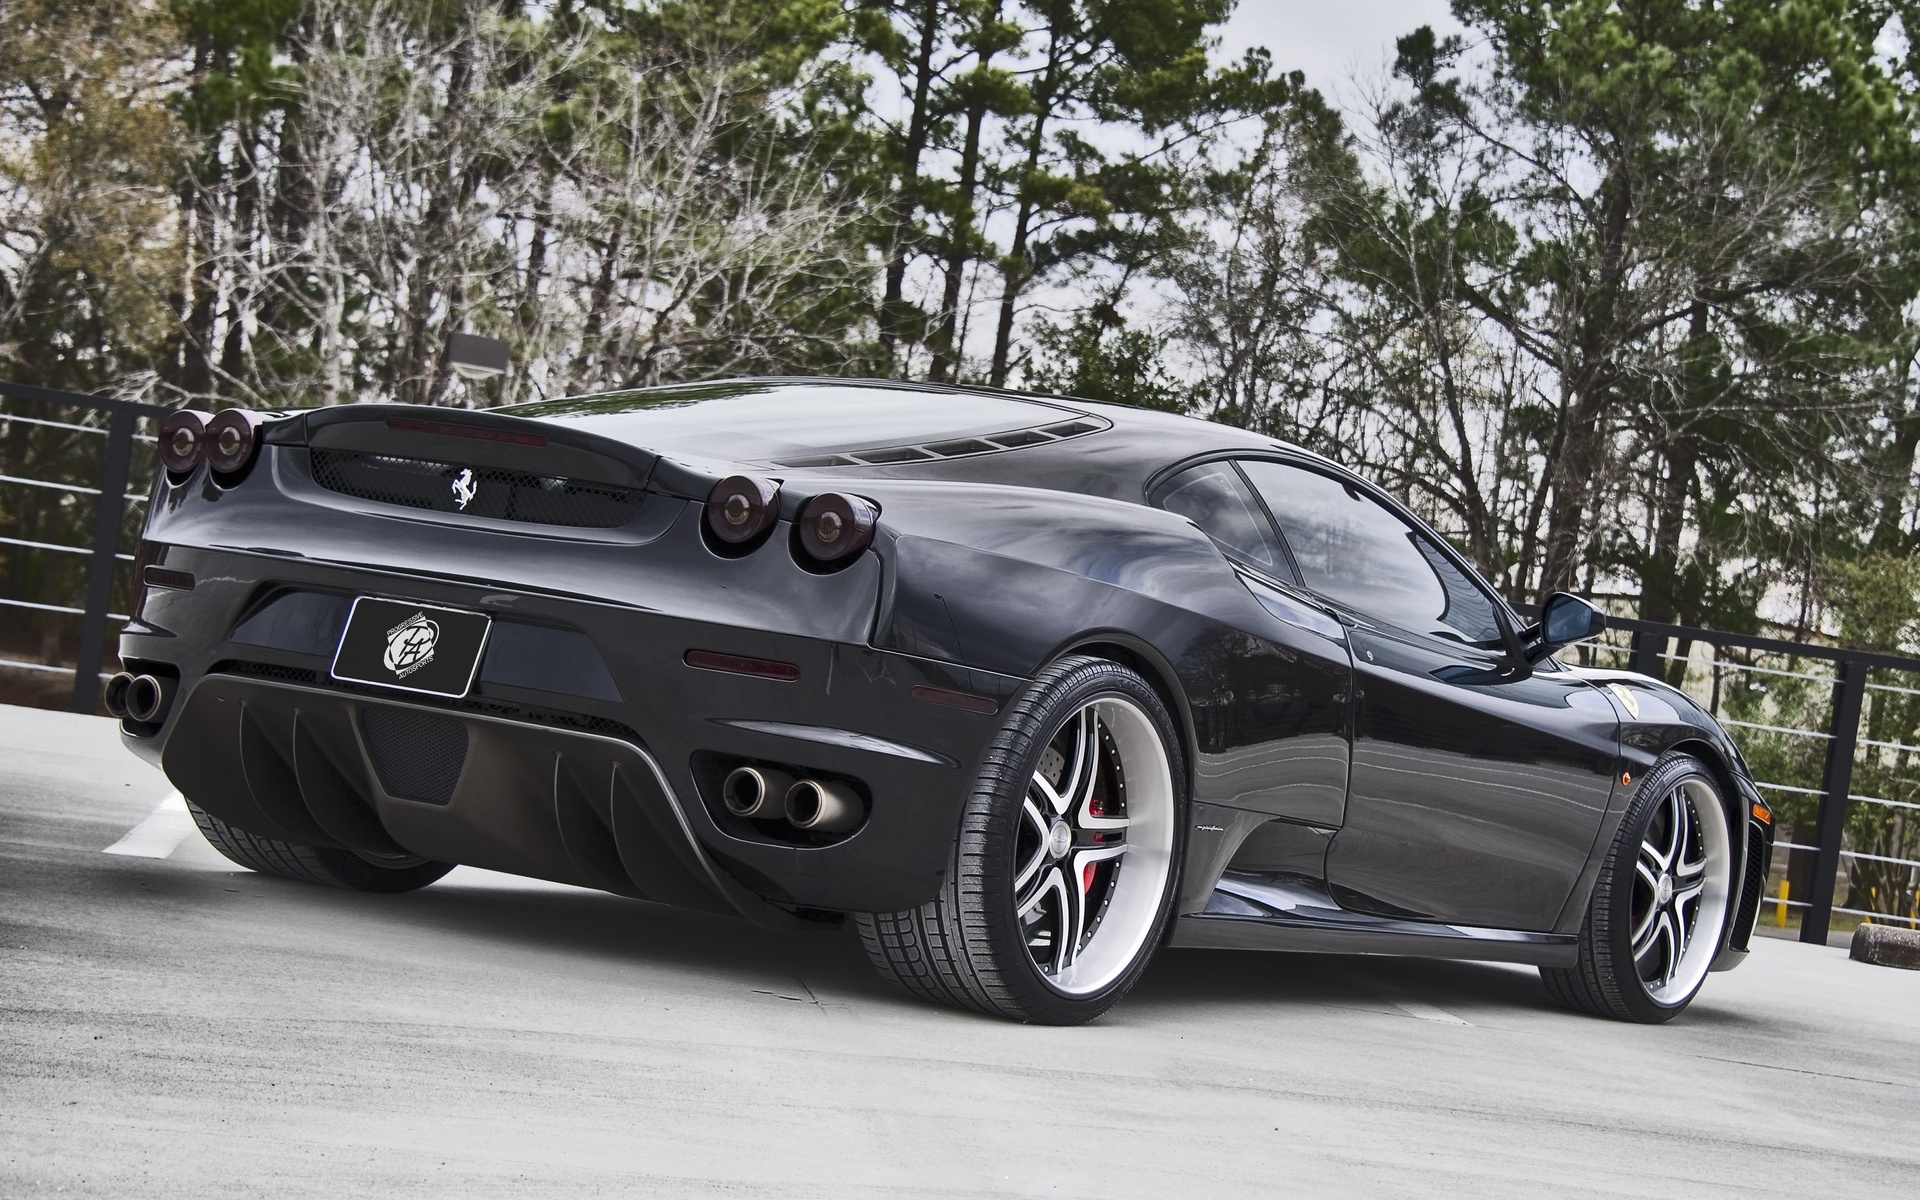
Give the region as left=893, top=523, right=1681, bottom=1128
left=1607, top=682, right=1641, bottom=719
left=451, top=468, right=478, bottom=510
left=382, top=612, right=439, bottom=679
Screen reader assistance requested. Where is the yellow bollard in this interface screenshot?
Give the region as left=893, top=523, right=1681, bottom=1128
left=1776, top=879, right=1789, bottom=927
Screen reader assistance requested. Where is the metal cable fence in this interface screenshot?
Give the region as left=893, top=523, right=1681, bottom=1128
left=0, top=381, right=165, bottom=713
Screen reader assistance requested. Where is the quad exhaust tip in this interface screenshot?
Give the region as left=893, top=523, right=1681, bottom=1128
left=784, top=778, right=861, bottom=833
left=722, top=765, right=795, bottom=820
left=722, top=765, right=864, bottom=833
left=105, top=672, right=171, bottom=723
left=103, top=672, right=135, bottom=719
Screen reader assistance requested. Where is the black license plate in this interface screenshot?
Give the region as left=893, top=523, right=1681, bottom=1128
left=330, top=597, right=491, bottom=698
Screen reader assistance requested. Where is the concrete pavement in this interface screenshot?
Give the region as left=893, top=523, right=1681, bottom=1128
left=2, top=703, right=1915, bottom=1197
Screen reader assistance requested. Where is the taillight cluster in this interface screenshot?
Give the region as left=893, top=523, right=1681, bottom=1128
left=158, top=407, right=264, bottom=485
left=704, top=475, right=877, bottom=568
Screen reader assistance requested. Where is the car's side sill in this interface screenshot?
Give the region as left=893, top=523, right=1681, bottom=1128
left=1169, top=872, right=1579, bottom=967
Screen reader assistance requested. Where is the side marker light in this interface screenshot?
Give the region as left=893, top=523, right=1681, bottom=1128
left=684, top=649, right=800, bottom=681
left=910, top=684, right=999, bottom=715
left=1752, top=803, right=1771, bottom=823
left=1621, top=772, right=1632, bottom=787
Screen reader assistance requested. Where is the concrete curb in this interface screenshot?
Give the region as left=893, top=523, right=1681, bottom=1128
left=1850, top=923, right=1920, bottom=970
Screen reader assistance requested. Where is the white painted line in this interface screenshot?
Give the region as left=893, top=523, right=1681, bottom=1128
left=1386, top=996, right=1472, bottom=1026
left=1332, top=965, right=1473, bottom=1026
left=103, top=792, right=195, bottom=859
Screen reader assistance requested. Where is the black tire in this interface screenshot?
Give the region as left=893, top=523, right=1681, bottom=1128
left=186, top=796, right=454, bottom=893
left=1541, top=752, right=1735, bottom=1022
left=856, top=655, right=1188, bottom=1024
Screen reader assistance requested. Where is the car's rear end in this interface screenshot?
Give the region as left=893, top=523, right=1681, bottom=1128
left=119, top=402, right=1022, bottom=922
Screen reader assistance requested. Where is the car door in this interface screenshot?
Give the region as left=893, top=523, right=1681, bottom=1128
left=1151, top=461, right=1353, bottom=830
left=1238, top=458, right=1621, bottom=932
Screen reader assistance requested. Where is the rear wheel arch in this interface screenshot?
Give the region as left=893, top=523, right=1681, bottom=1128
left=1056, top=634, right=1197, bottom=801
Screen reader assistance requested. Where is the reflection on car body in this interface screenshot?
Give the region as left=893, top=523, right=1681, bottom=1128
left=116, top=378, right=1772, bottom=1024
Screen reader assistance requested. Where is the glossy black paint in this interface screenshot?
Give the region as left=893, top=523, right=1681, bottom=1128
left=1329, top=627, right=1620, bottom=931
left=120, top=378, right=1765, bottom=971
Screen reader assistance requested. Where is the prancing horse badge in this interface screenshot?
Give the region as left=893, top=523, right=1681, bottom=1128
left=451, top=468, right=478, bottom=510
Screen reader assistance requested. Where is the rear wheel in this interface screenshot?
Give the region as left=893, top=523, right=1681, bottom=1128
left=1541, top=752, right=1734, bottom=1022
left=186, top=796, right=454, bottom=893
left=856, top=655, right=1185, bottom=1024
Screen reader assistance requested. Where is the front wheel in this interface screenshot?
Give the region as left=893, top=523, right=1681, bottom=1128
left=1541, top=752, right=1735, bottom=1022
left=856, top=656, right=1186, bottom=1024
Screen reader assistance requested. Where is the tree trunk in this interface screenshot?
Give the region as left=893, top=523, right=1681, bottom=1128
left=880, top=0, right=944, bottom=373
left=928, top=85, right=989, bottom=383
left=988, top=26, right=1062, bottom=387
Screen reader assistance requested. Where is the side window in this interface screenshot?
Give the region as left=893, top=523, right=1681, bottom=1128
left=1151, top=461, right=1293, bottom=582
left=1238, top=460, right=1503, bottom=645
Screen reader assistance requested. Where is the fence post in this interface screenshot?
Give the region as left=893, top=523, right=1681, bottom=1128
left=1629, top=628, right=1663, bottom=677
left=68, top=407, right=137, bottom=713
left=1801, top=659, right=1867, bottom=945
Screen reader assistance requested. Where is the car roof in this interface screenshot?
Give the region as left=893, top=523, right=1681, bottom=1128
left=508, top=376, right=1316, bottom=502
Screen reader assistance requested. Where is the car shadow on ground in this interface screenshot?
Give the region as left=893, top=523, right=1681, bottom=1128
left=1128, top=946, right=1559, bottom=1017
left=86, top=853, right=1733, bottom=1027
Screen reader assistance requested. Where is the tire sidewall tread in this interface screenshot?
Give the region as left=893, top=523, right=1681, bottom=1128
left=1541, top=751, right=1730, bottom=1023
left=857, top=655, right=1188, bottom=1024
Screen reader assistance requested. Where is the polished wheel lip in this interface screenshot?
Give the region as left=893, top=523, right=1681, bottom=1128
left=1632, top=776, right=1731, bottom=1006
left=1013, top=694, right=1175, bottom=998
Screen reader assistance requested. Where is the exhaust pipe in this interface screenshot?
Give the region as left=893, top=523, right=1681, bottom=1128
left=103, top=672, right=136, bottom=719
left=124, top=674, right=172, bottom=724
left=784, top=779, right=862, bottom=833
left=723, top=765, right=795, bottom=820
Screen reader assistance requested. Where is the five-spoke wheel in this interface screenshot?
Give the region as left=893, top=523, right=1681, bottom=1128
left=1543, top=752, right=1733, bottom=1022
left=1011, top=695, right=1176, bottom=996
left=856, top=655, right=1184, bottom=1023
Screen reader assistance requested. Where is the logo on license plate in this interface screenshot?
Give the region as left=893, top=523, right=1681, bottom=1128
left=383, top=612, right=440, bottom=679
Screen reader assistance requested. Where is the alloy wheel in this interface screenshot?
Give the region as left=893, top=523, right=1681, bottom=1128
left=1012, top=695, right=1176, bottom=997
left=1631, top=776, right=1732, bottom=1005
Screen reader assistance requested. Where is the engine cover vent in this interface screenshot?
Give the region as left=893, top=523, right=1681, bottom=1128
left=310, top=449, right=642, bottom=528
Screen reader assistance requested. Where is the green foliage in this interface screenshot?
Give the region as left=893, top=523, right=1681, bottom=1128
left=1024, top=309, right=1197, bottom=411
left=0, top=0, right=185, bottom=394
left=6, top=0, right=1920, bottom=698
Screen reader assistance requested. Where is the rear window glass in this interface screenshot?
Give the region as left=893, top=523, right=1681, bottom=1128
left=1152, top=462, right=1291, bottom=580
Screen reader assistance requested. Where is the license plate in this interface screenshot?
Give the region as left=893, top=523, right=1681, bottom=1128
left=330, top=597, right=491, bottom=698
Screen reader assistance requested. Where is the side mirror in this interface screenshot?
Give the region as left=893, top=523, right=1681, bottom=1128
left=1528, top=592, right=1606, bottom=662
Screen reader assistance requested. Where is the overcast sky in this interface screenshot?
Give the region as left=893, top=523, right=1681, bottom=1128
left=1220, top=1, right=1466, bottom=102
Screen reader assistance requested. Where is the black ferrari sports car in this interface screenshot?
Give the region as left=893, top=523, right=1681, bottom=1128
left=114, top=378, right=1771, bottom=1024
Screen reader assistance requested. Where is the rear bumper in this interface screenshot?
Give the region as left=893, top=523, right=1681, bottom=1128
left=120, top=537, right=1025, bottom=917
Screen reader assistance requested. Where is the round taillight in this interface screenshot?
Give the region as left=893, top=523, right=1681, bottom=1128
left=157, top=410, right=212, bottom=478
left=797, top=492, right=877, bottom=564
left=706, top=475, right=780, bottom=546
left=205, top=409, right=264, bottom=478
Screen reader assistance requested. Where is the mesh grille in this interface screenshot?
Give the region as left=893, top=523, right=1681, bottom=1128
left=310, top=449, right=642, bottom=528
left=1732, top=820, right=1768, bottom=952
left=359, top=707, right=469, bottom=805
left=214, top=661, right=319, bottom=685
